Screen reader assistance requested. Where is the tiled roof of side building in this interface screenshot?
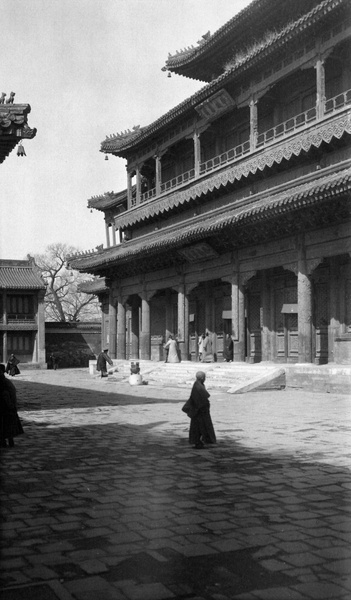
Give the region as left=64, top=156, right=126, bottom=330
left=0, top=260, right=46, bottom=290
left=70, top=166, right=351, bottom=272
left=78, top=278, right=108, bottom=294
left=0, top=103, right=37, bottom=164
left=101, top=0, right=346, bottom=156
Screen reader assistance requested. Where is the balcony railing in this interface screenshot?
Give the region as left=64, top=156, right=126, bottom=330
left=200, top=140, right=250, bottom=175
left=141, top=187, right=157, bottom=203
left=257, top=107, right=317, bottom=148
left=160, top=168, right=195, bottom=194
left=8, top=315, right=36, bottom=323
left=129, top=88, right=351, bottom=207
left=324, top=88, right=351, bottom=114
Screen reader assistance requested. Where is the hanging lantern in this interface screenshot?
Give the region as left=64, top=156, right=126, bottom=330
left=167, top=71, right=172, bottom=78
left=105, top=155, right=109, bottom=161
left=17, top=142, right=26, bottom=157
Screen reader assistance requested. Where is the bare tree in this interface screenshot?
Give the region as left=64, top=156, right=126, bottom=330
left=32, top=243, right=101, bottom=322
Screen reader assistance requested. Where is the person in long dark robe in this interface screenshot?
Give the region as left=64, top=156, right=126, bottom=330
left=96, top=349, right=113, bottom=378
left=0, top=364, right=24, bottom=448
left=5, top=354, right=20, bottom=376
left=223, top=334, right=233, bottom=362
left=187, top=371, right=216, bottom=449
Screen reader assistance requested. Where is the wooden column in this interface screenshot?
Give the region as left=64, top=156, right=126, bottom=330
left=155, top=155, right=162, bottom=196
left=328, top=257, right=339, bottom=363
left=261, top=271, right=271, bottom=361
left=140, top=293, right=151, bottom=360
left=298, top=237, right=313, bottom=363
left=117, top=297, right=126, bottom=360
left=112, top=225, right=117, bottom=246
left=131, top=298, right=139, bottom=359
left=136, top=166, right=141, bottom=205
left=127, top=170, right=132, bottom=207
left=36, top=290, right=46, bottom=365
left=184, top=293, right=189, bottom=360
left=177, top=284, right=185, bottom=359
left=250, top=98, right=258, bottom=151
left=193, top=131, right=201, bottom=178
left=108, top=290, right=117, bottom=359
left=2, top=331, right=7, bottom=365
left=165, top=289, right=172, bottom=338
left=2, top=291, right=7, bottom=363
left=231, top=272, right=245, bottom=362
left=315, top=57, right=326, bottom=120
left=105, top=222, right=110, bottom=248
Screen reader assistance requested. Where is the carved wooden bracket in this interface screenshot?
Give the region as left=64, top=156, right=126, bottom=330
left=139, top=290, right=156, bottom=302
left=185, top=282, right=198, bottom=295
left=284, top=263, right=299, bottom=276
left=307, top=258, right=323, bottom=275
left=240, top=270, right=256, bottom=286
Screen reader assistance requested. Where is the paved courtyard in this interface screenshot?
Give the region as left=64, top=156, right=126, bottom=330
left=0, top=368, right=350, bottom=600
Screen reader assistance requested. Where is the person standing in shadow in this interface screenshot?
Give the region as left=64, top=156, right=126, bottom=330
left=182, top=371, right=216, bottom=450
left=0, top=364, right=24, bottom=448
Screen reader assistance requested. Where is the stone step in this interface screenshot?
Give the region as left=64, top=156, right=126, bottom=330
left=95, top=360, right=285, bottom=392
left=90, top=359, right=351, bottom=394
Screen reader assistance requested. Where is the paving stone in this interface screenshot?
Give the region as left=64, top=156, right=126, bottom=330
left=294, top=581, right=348, bottom=598
left=250, top=587, right=307, bottom=599
left=114, top=581, right=175, bottom=600
left=24, top=565, right=59, bottom=580
left=64, top=575, right=114, bottom=593
left=1, top=370, right=350, bottom=599
left=78, top=559, right=109, bottom=574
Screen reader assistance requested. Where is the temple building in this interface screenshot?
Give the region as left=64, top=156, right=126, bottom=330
left=0, top=259, right=46, bottom=366
left=70, top=0, right=351, bottom=365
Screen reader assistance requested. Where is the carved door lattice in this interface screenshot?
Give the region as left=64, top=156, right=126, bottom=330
left=247, top=291, right=262, bottom=363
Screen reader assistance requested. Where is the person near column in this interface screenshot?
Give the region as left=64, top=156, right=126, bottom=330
left=163, top=335, right=179, bottom=363
left=0, top=364, right=24, bottom=448
left=223, top=334, right=233, bottom=362
left=201, top=332, right=212, bottom=362
left=5, top=354, right=20, bottom=377
left=164, top=335, right=171, bottom=363
left=96, top=348, right=113, bottom=378
left=198, top=333, right=205, bottom=361
left=182, top=371, right=216, bottom=449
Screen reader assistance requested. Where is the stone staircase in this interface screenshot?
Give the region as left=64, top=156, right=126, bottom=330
left=89, top=359, right=351, bottom=394
left=90, top=360, right=285, bottom=394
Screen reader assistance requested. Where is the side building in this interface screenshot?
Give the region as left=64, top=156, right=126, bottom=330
left=0, top=258, right=46, bottom=367
left=70, top=0, right=351, bottom=365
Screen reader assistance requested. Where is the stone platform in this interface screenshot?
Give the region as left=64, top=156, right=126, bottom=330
left=89, top=359, right=351, bottom=395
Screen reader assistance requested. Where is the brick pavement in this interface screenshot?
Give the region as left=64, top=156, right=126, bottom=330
left=0, top=368, right=350, bottom=600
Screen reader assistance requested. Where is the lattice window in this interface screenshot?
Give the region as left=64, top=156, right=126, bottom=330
left=315, top=283, right=328, bottom=328
left=346, top=279, right=351, bottom=332
left=275, top=289, right=284, bottom=331
left=249, top=293, right=261, bottom=331
left=8, top=333, right=32, bottom=354
left=285, top=285, right=297, bottom=304
left=215, top=297, right=223, bottom=333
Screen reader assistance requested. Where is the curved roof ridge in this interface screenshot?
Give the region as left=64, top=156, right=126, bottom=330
left=101, top=0, right=344, bottom=156
left=164, top=0, right=268, bottom=68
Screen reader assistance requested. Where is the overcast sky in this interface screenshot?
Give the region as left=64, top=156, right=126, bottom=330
left=1, top=0, right=251, bottom=260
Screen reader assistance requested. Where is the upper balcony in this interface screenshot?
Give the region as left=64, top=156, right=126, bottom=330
left=126, top=86, right=351, bottom=211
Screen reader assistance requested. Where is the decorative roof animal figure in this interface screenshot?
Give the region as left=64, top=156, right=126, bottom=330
left=6, top=92, right=15, bottom=104
left=0, top=93, right=6, bottom=104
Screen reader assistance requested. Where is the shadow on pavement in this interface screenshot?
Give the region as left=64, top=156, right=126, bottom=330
left=13, top=378, right=185, bottom=410
left=1, top=379, right=351, bottom=599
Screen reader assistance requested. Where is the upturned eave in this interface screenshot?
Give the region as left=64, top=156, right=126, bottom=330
left=101, top=0, right=346, bottom=157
